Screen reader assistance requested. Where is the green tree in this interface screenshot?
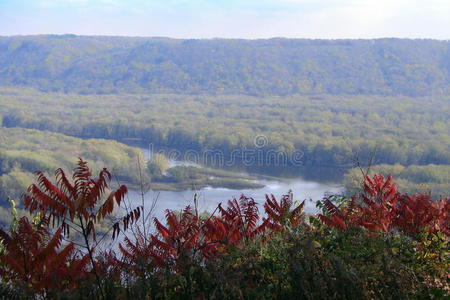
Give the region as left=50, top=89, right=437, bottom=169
left=147, top=153, right=169, bottom=179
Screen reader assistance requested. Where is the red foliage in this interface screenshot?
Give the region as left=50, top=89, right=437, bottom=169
left=150, top=207, right=201, bottom=271
left=440, top=198, right=450, bottom=235
left=14, top=158, right=143, bottom=297
left=317, top=195, right=361, bottom=231
left=23, top=158, right=140, bottom=242
left=118, top=206, right=201, bottom=272
left=116, top=234, right=154, bottom=274
left=119, top=195, right=272, bottom=271
left=195, top=196, right=270, bottom=258
left=317, top=173, right=449, bottom=237
left=217, top=195, right=270, bottom=242
left=318, top=174, right=399, bottom=232
left=0, top=217, right=89, bottom=293
left=3, top=158, right=448, bottom=296
left=264, top=190, right=305, bottom=231
left=395, top=193, right=450, bottom=236
left=360, top=173, right=399, bottom=232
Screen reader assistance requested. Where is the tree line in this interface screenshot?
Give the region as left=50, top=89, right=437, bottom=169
left=1, top=88, right=448, bottom=168
left=0, top=36, right=448, bottom=96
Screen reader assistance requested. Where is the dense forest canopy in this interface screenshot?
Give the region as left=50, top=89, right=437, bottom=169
left=1, top=88, right=448, bottom=167
left=0, top=36, right=449, bottom=96
left=0, top=36, right=448, bottom=203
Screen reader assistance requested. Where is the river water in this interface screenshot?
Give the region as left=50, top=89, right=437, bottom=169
left=123, top=148, right=344, bottom=222
left=99, top=148, right=344, bottom=250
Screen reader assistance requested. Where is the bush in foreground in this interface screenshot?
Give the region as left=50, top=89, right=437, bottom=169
left=0, top=159, right=448, bottom=299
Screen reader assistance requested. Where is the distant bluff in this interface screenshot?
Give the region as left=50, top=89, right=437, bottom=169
left=0, top=36, right=448, bottom=96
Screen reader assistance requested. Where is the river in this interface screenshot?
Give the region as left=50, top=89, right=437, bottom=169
left=99, top=147, right=344, bottom=250
left=124, top=148, right=344, bottom=222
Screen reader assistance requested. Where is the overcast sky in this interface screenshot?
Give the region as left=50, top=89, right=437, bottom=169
left=0, top=0, right=449, bottom=39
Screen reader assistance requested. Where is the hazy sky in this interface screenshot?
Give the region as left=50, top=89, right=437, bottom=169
left=0, top=0, right=449, bottom=39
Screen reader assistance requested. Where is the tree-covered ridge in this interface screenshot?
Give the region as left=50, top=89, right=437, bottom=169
left=1, top=88, right=448, bottom=168
left=0, top=36, right=448, bottom=96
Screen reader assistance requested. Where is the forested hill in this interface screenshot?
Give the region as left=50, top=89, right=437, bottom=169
left=0, top=35, right=448, bottom=96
